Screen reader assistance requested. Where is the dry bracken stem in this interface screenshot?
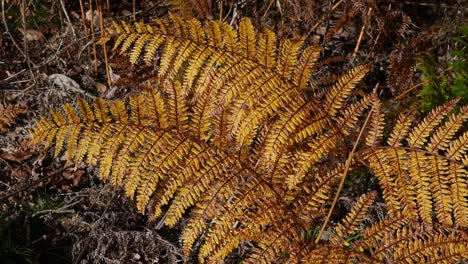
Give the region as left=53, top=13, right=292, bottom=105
left=315, top=83, right=379, bottom=244
left=262, top=0, right=275, bottom=18
left=90, top=0, right=98, bottom=72
left=311, top=0, right=345, bottom=32
left=133, top=0, right=136, bottom=21
left=353, top=7, right=372, bottom=58
left=395, top=80, right=429, bottom=101
left=140, top=0, right=144, bottom=20
left=219, top=0, right=223, bottom=21
left=20, top=0, right=36, bottom=83
left=59, top=0, right=77, bottom=38
left=79, top=0, right=91, bottom=63
left=1, top=0, right=29, bottom=61
left=97, top=0, right=112, bottom=89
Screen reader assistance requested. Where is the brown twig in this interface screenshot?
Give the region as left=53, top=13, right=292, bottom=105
left=262, top=0, right=275, bottom=18
left=1, top=0, right=29, bottom=63
left=90, top=0, right=98, bottom=72
left=0, top=166, right=71, bottom=202
left=106, top=0, right=110, bottom=15
left=311, top=0, right=345, bottom=32
left=59, top=0, right=77, bottom=38
left=19, top=0, right=36, bottom=84
left=133, top=0, right=136, bottom=21
left=97, top=0, right=112, bottom=89
left=353, top=7, right=372, bottom=58
left=315, top=83, right=379, bottom=244
left=219, top=0, right=223, bottom=21
left=79, top=0, right=91, bottom=63
left=395, top=80, right=429, bottom=101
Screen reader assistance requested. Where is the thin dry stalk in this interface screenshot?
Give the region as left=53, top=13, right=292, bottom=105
left=262, top=0, right=275, bottom=18
left=315, top=83, right=379, bottom=244
left=1, top=0, right=28, bottom=61
left=79, top=0, right=91, bottom=62
left=89, top=0, right=98, bottom=72
left=133, top=0, right=136, bottom=21
left=395, top=80, right=429, bottom=101
left=219, top=0, right=223, bottom=20
left=20, top=0, right=36, bottom=83
left=97, top=0, right=112, bottom=89
left=59, top=0, right=77, bottom=38
left=353, top=7, right=372, bottom=57
left=311, top=0, right=345, bottom=32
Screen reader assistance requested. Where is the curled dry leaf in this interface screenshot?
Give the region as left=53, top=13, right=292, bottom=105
left=0, top=102, right=27, bottom=132
left=18, top=28, right=44, bottom=42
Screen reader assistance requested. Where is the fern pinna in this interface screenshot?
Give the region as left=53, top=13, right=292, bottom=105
left=30, top=14, right=468, bottom=263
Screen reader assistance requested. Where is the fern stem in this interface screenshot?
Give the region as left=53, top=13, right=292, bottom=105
left=97, top=1, right=112, bottom=89
left=353, top=7, right=372, bottom=57
left=314, top=86, right=377, bottom=244
left=394, top=80, right=430, bottom=101
left=311, top=0, right=345, bottom=32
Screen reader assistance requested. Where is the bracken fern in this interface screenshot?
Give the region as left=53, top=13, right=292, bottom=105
left=30, top=14, right=468, bottom=263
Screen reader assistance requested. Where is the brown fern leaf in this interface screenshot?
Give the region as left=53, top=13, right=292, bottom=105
left=246, top=164, right=343, bottom=263
left=0, top=102, right=27, bottom=132
left=331, top=191, right=377, bottom=246
left=365, top=99, right=384, bottom=147
left=361, top=100, right=468, bottom=227
left=353, top=220, right=468, bottom=263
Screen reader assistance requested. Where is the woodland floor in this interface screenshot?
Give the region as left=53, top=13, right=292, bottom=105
left=0, top=0, right=466, bottom=263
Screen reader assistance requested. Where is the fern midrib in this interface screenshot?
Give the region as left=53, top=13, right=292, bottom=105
left=196, top=168, right=246, bottom=220
left=249, top=220, right=296, bottom=262
left=394, top=237, right=468, bottom=262
left=268, top=99, right=322, bottom=158
left=168, top=156, right=232, bottom=216
left=409, top=100, right=458, bottom=147
left=450, top=163, right=466, bottom=225
left=372, top=228, right=417, bottom=256
left=111, top=127, right=146, bottom=177
left=447, top=133, right=467, bottom=159
left=362, top=145, right=466, bottom=166
left=260, top=167, right=343, bottom=258
left=130, top=130, right=167, bottom=176
left=432, top=156, right=450, bottom=225
left=388, top=114, right=412, bottom=146
left=427, top=109, right=467, bottom=153
left=389, top=147, right=418, bottom=218
left=216, top=64, right=258, bottom=106
left=235, top=86, right=300, bottom=148
left=169, top=82, right=181, bottom=132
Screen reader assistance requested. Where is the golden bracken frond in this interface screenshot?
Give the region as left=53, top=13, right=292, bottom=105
left=361, top=100, right=468, bottom=227
left=30, top=13, right=467, bottom=263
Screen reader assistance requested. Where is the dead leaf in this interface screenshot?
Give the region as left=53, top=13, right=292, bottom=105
left=1, top=139, right=36, bottom=163
left=63, top=169, right=86, bottom=187
left=0, top=102, right=27, bottom=131
left=18, top=28, right=44, bottom=42
left=97, top=83, right=107, bottom=94
left=1, top=151, right=33, bottom=163
left=73, top=170, right=85, bottom=186
left=10, top=165, right=31, bottom=179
